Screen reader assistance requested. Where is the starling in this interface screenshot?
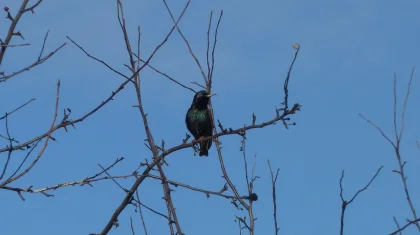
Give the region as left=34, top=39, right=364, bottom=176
left=185, top=90, right=216, bottom=156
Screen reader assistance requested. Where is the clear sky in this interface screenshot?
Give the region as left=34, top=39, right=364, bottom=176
left=1, top=0, right=420, bottom=235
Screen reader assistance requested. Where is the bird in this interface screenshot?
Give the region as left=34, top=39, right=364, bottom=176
left=185, top=90, right=216, bottom=156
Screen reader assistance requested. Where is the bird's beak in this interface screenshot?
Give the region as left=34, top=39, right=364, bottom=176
left=207, top=93, right=216, bottom=97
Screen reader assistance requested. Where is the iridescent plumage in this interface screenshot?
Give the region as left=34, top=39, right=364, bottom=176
left=185, top=90, right=215, bottom=156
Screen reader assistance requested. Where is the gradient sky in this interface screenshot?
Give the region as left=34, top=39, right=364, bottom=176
left=1, top=0, right=420, bottom=235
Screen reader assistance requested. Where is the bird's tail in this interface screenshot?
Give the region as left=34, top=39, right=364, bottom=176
left=199, top=142, right=209, bottom=156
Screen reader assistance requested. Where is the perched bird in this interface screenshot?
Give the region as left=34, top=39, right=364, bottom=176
left=185, top=90, right=216, bottom=156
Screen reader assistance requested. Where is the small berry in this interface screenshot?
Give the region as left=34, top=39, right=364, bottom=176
left=4, top=6, right=9, bottom=11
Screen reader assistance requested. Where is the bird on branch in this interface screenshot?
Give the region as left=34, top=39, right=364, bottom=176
left=185, top=90, right=216, bottom=156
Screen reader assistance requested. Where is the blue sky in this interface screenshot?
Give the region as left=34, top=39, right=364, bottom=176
left=1, top=0, right=420, bottom=234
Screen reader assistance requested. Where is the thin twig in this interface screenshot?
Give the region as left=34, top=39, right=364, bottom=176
left=98, top=164, right=128, bottom=192
left=139, top=200, right=173, bottom=222
left=130, top=217, right=135, bottom=235
left=209, top=10, right=223, bottom=84
left=38, top=30, right=49, bottom=61
left=393, top=217, right=402, bottom=235
left=282, top=46, right=300, bottom=113
left=398, top=66, right=415, bottom=142
left=390, top=218, right=420, bottom=235
left=67, top=36, right=131, bottom=81
left=23, top=0, right=44, bottom=13
left=1, top=43, right=30, bottom=47
left=361, top=68, right=420, bottom=231
left=206, top=11, right=213, bottom=80
left=339, top=166, right=383, bottom=235
left=135, top=190, right=149, bottom=235
left=359, top=114, right=395, bottom=147
left=0, top=80, right=61, bottom=186
left=1, top=174, right=134, bottom=196
left=241, top=134, right=255, bottom=234
left=6, top=140, right=41, bottom=181
left=268, top=160, right=280, bottom=235
left=162, top=0, right=208, bottom=83
left=145, top=173, right=250, bottom=200
left=131, top=53, right=195, bottom=93
left=0, top=43, right=67, bottom=82
left=157, top=164, right=180, bottom=234
left=0, top=115, right=13, bottom=180
left=0, top=98, right=36, bottom=121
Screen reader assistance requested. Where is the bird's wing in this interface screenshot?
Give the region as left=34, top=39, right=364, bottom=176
left=205, top=110, right=213, bottom=149
left=186, top=108, right=199, bottom=139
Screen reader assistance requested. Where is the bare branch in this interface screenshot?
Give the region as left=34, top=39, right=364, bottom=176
left=359, top=114, right=395, bottom=147
left=37, top=30, right=49, bottom=61
left=0, top=80, right=61, bottom=186
left=393, top=217, right=402, bottom=235
left=1, top=157, right=126, bottom=195
left=131, top=53, right=195, bottom=93
left=0, top=0, right=30, bottom=66
left=398, top=66, right=415, bottom=142
left=0, top=115, right=13, bottom=180
left=268, top=160, right=280, bottom=235
left=339, top=166, right=383, bottom=235
left=98, top=164, right=128, bottom=193
left=0, top=43, right=67, bottom=82
left=130, top=217, right=135, bottom=235
left=390, top=218, right=420, bottom=235
left=135, top=190, right=149, bottom=235
left=0, top=0, right=189, bottom=154
left=209, top=10, right=223, bottom=83
left=162, top=0, right=208, bottom=84
left=1, top=43, right=30, bottom=47
left=362, top=69, right=420, bottom=231
left=0, top=98, right=35, bottom=121
left=23, top=0, right=44, bottom=13
left=67, top=36, right=131, bottom=81
left=145, top=173, right=251, bottom=200
left=206, top=11, right=213, bottom=80
left=6, top=140, right=41, bottom=181
left=97, top=1, right=191, bottom=234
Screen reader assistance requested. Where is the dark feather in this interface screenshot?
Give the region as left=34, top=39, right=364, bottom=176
left=185, top=90, right=215, bottom=156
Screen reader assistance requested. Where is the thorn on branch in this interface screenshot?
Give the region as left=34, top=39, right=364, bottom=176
left=219, top=183, right=228, bottom=194
left=140, top=158, right=150, bottom=167
left=252, top=113, right=256, bottom=125
left=161, top=139, right=165, bottom=152
left=392, top=170, right=401, bottom=175
left=144, top=143, right=151, bottom=151
left=231, top=199, right=241, bottom=210
left=17, top=191, right=25, bottom=201
left=182, top=133, right=190, bottom=144
left=217, top=119, right=227, bottom=133
left=13, top=31, right=24, bottom=40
